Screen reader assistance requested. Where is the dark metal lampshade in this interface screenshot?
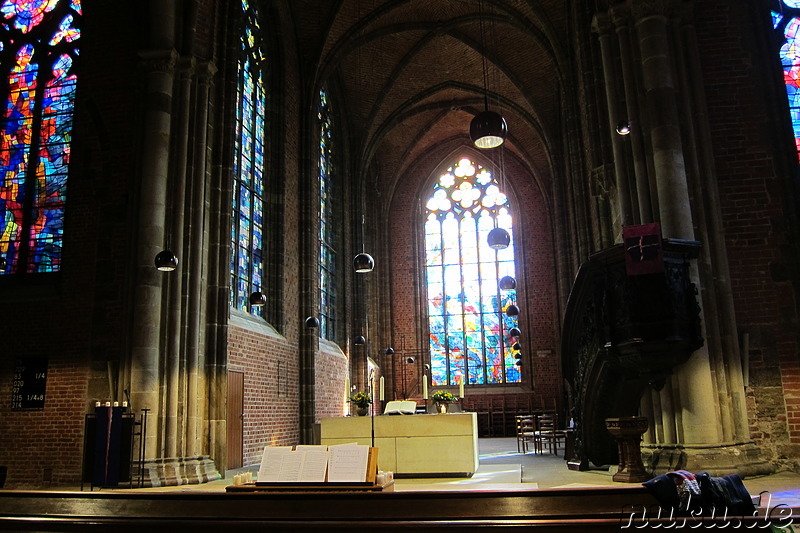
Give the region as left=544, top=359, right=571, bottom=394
left=512, top=342, right=522, bottom=351
left=505, top=304, right=519, bottom=317
left=616, top=120, right=631, bottom=135
left=249, top=290, right=266, bottom=307
left=154, top=250, right=178, bottom=271
left=487, top=227, right=510, bottom=249
left=385, top=347, right=395, bottom=356
left=305, top=316, right=320, bottom=328
left=353, top=252, right=375, bottom=273
left=498, top=275, right=516, bottom=290
left=354, top=335, right=366, bottom=345
left=470, top=110, right=508, bottom=149
left=508, top=327, right=521, bottom=338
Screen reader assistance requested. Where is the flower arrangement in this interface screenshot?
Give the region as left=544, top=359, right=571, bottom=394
left=431, top=390, right=457, bottom=404
left=350, top=391, right=372, bottom=408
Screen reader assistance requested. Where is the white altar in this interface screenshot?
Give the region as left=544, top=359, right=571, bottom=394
left=319, top=412, right=479, bottom=477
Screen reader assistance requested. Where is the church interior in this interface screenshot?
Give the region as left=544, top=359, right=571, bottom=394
left=1, top=0, right=800, bottom=528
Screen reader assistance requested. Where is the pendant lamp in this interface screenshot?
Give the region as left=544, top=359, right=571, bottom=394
left=498, top=275, right=516, bottom=290
left=154, top=249, right=179, bottom=271
left=505, top=304, right=519, bottom=317
left=354, top=335, right=366, bottom=345
left=487, top=227, right=510, bottom=249
left=616, top=120, right=631, bottom=135
left=249, top=289, right=266, bottom=307
left=305, top=316, right=320, bottom=328
left=353, top=252, right=375, bottom=273
left=508, top=327, right=521, bottom=338
left=471, top=110, right=508, bottom=149
left=469, top=0, right=508, bottom=149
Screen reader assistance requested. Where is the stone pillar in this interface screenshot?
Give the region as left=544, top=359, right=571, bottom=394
left=129, top=48, right=177, bottom=460
left=594, top=13, right=634, bottom=227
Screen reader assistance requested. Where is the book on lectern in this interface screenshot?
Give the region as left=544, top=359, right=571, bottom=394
left=383, top=400, right=417, bottom=415
left=256, top=443, right=377, bottom=484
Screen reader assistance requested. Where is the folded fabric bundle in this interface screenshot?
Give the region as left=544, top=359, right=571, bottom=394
left=643, top=470, right=755, bottom=517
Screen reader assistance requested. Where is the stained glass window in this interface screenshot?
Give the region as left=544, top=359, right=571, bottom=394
left=318, top=86, right=337, bottom=341
left=774, top=0, right=800, bottom=160
left=424, top=157, right=520, bottom=386
left=231, top=0, right=268, bottom=316
left=0, top=0, right=81, bottom=275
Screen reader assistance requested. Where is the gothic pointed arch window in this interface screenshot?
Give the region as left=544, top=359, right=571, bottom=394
left=318, top=85, right=338, bottom=341
left=774, top=0, right=800, bottom=160
left=0, top=0, right=81, bottom=275
left=424, top=157, right=521, bottom=386
left=231, top=0, right=268, bottom=316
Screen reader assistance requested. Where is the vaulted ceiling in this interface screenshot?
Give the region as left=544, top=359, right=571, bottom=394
left=289, top=0, right=578, bottom=204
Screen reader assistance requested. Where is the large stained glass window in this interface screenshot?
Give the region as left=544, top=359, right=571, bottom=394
left=775, top=0, right=800, bottom=159
left=231, top=0, right=267, bottom=315
left=318, top=86, right=337, bottom=341
left=0, top=0, right=81, bottom=275
left=424, top=157, right=520, bottom=386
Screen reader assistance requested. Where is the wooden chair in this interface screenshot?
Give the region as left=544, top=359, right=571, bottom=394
left=535, top=413, right=566, bottom=455
left=515, top=415, right=537, bottom=453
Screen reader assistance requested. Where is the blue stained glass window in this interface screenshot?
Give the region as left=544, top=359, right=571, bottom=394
left=425, top=157, right=520, bottom=386
left=318, top=86, right=337, bottom=341
left=0, top=0, right=81, bottom=275
left=775, top=1, right=800, bottom=159
left=231, top=0, right=267, bottom=315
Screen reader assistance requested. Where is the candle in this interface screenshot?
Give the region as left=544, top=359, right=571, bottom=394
left=423, top=375, right=428, bottom=399
left=459, top=380, right=465, bottom=398
left=379, top=376, right=385, bottom=401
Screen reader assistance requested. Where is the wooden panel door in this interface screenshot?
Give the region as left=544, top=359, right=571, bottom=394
left=226, top=371, right=244, bottom=470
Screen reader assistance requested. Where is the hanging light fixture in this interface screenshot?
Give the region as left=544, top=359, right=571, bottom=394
left=505, top=304, right=519, bottom=317
left=353, top=213, right=374, bottom=273
left=487, top=227, right=510, bottom=249
left=154, top=249, right=178, bottom=272
left=249, top=288, right=266, bottom=307
left=305, top=316, right=320, bottom=328
left=616, top=120, right=631, bottom=135
left=498, top=275, right=516, bottom=290
left=0, top=256, right=6, bottom=270
left=353, top=252, right=374, bottom=273
left=354, top=335, right=366, bottom=345
left=508, top=327, right=521, bottom=338
left=385, top=347, right=395, bottom=356
left=469, top=0, right=507, bottom=149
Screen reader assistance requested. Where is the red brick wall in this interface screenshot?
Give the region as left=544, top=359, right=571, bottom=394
left=228, top=324, right=300, bottom=468
left=695, top=1, right=800, bottom=464
left=316, top=343, right=349, bottom=421
left=0, top=355, right=90, bottom=488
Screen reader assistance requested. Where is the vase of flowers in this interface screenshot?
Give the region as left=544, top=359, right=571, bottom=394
left=350, top=391, right=372, bottom=416
left=431, top=390, right=456, bottom=414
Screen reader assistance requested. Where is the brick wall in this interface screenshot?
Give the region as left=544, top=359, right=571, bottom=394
left=695, top=1, right=800, bottom=467
left=228, top=324, right=301, bottom=468
left=0, top=354, right=91, bottom=489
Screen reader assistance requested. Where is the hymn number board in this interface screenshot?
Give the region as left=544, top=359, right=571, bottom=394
left=12, top=358, right=48, bottom=410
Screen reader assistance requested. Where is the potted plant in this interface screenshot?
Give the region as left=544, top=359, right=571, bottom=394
left=350, top=391, right=372, bottom=416
left=431, top=390, right=457, bottom=413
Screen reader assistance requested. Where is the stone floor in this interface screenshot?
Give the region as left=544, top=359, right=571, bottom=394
left=72, top=437, right=800, bottom=510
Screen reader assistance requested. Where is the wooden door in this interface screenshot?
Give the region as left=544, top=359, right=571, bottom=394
left=226, top=370, right=244, bottom=469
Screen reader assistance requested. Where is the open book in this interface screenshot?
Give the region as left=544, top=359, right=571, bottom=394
left=256, top=443, right=377, bottom=484
left=383, top=400, right=416, bottom=415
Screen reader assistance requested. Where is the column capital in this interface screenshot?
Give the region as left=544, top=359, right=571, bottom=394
left=138, top=48, right=179, bottom=74
left=592, top=13, right=613, bottom=36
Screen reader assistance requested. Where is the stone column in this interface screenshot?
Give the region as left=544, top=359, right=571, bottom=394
left=129, top=48, right=177, bottom=460
left=594, top=13, right=634, bottom=227
left=633, top=0, right=721, bottom=447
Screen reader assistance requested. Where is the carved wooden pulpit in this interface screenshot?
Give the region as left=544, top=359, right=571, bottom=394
left=561, top=232, right=703, bottom=472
